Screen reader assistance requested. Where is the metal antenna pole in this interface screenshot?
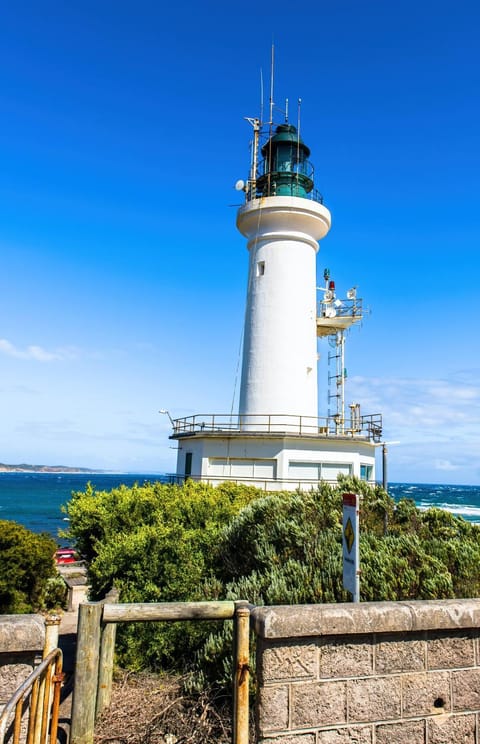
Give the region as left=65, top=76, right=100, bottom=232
left=269, top=43, right=275, bottom=127
left=260, top=68, right=264, bottom=125
left=296, top=98, right=301, bottom=188
left=267, top=43, right=275, bottom=196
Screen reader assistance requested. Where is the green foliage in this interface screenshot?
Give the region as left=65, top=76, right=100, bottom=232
left=194, top=478, right=480, bottom=687
left=0, top=520, right=58, bottom=613
left=64, top=479, right=261, bottom=668
left=65, top=476, right=480, bottom=688
left=44, top=575, right=68, bottom=610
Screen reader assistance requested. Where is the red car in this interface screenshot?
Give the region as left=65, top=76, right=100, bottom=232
left=55, top=548, right=78, bottom=565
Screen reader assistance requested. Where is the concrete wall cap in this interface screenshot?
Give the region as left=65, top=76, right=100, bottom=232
left=251, top=599, right=480, bottom=639
left=0, top=614, right=45, bottom=653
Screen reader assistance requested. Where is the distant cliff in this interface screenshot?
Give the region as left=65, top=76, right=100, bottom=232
left=0, top=463, right=99, bottom=473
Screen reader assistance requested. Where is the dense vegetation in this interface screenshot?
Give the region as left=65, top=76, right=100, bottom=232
left=0, top=520, right=59, bottom=613
left=64, top=477, right=480, bottom=684
left=64, top=480, right=260, bottom=669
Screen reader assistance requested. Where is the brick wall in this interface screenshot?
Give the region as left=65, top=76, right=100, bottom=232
left=252, top=600, right=480, bottom=744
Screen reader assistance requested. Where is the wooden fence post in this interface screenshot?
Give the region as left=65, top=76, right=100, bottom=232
left=233, top=600, right=250, bottom=744
left=70, top=602, right=103, bottom=744
left=96, top=587, right=120, bottom=717
left=32, top=615, right=61, bottom=744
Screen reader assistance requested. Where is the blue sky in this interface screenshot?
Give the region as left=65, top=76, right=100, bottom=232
left=0, top=1, right=479, bottom=483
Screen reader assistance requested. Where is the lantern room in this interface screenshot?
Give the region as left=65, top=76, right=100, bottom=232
left=256, top=123, right=314, bottom=198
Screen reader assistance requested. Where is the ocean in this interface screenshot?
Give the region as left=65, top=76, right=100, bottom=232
left=0, top=473, right=479, bottom=543
left=0, top=473, right=167, bottom=542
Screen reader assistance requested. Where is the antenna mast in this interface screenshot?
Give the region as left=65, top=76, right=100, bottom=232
left=267, top=44, right=275, bottom=196
left=296, top=98, right=301, bottom=188
left=269, top=44, right=275, bottom=127
left=260, top=68, right=264, bottom=126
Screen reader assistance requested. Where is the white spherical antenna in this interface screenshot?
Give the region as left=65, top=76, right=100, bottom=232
left=235, top=179, right=246, bottom=191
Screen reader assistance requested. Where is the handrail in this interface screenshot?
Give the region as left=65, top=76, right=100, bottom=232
left=317, top=296, right=363, bottom=320
left=170, top=412, right=382, bottom=442
left=103, top=600, right=235, bottom=623
left=0, top=648, right=64, bottom=744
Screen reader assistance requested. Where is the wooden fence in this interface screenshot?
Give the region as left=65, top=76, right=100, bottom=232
left=70, top=597, right=251, bottom=744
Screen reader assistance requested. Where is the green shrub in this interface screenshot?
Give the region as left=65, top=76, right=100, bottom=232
left=64, top=477, right=480, bottom=688
left=64, top=479, right=262, bottom=669
left=0, top=520, right=57, bottom=613
left=44, top=575, right=68, bottom=610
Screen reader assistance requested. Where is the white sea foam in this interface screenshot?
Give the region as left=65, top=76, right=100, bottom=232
left=442, top=505, right=480, bottom=518
left=413, top=502, right=480, bottom=522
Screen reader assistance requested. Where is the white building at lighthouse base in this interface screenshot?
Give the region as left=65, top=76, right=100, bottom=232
left=171, top=412, right=381, bottom=490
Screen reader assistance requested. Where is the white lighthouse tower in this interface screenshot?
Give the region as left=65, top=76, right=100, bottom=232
left=237, top=121, right=330, bottom=426
left=169, top=109, right=382, bottom=488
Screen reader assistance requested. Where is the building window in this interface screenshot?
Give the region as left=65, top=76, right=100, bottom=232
left=257, top=261, right=265, bottom=277
left=288, top=461, right=353, bottom=482
left=185, top=452, right=193, bottom=479
left=360, top=464, right=373, bottom=481
left=288, top=462, right=320, bottom=480
left=208, top=458, right=276, bottom=481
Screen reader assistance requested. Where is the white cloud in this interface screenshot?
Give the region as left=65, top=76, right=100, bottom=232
left=348, top=374, right=480, bottom=440
left=0, top=339, right=82, bottom=362
left=28, top=345, right=60, bottom=361
left=433, top=459, right=460, bottom=472
left=347, top=373, right=480, bottom=483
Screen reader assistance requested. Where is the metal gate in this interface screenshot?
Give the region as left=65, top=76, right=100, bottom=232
left=0, top=648, right=64, bottom=744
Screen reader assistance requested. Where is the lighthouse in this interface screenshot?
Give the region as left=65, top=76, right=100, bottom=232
left=168, top=108, right=382, bottom=488
left=237, top=122, right=330, bottom=425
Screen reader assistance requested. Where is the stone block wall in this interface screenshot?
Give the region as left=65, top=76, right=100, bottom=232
left=252, top=599, right=480, bottom=744
left=0, top=615, right=45, bottom=709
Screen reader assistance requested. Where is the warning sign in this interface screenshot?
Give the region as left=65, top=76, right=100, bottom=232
left=344, top=517, right=355, bottom=553
left=342, top=493, right=360, bottom=602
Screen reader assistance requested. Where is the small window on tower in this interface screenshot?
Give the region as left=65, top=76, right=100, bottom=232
left=257, top=261, right=265, bottom=277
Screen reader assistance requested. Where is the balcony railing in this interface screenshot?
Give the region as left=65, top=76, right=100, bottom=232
left=246, top=180, right=324, bottom=204
left=317, top=296, right=363, bottom=320
left=171, top=413, right=382, bottom=442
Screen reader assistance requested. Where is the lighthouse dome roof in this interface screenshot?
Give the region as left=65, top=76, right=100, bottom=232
left=261, top=123, right=311, bottom=157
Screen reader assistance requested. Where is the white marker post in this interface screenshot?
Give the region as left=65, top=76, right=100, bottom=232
left=343, top=492, right=360, bottom=602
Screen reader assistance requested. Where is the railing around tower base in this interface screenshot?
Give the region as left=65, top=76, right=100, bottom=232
left=170, top=412, right=382, bottom=442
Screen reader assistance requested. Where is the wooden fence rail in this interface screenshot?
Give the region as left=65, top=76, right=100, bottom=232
left=70, top=599, right=250, bottom=744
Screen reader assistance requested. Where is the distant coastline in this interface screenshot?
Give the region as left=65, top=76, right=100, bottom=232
left=0, top=463, right=100, bottom=474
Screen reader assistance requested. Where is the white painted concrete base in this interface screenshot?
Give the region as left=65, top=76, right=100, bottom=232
left=174, top=433, right=376, bottom=491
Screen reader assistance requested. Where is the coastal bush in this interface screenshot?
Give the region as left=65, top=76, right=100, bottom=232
left=0, top=520, right=58, bottom=613
left=194, top=478, right=479, bottom=688
left=44, top=574, right=69, bottom=610
left=65, top=477, right=480, bottom=686
left=64, top=479, right=262, bottom=668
